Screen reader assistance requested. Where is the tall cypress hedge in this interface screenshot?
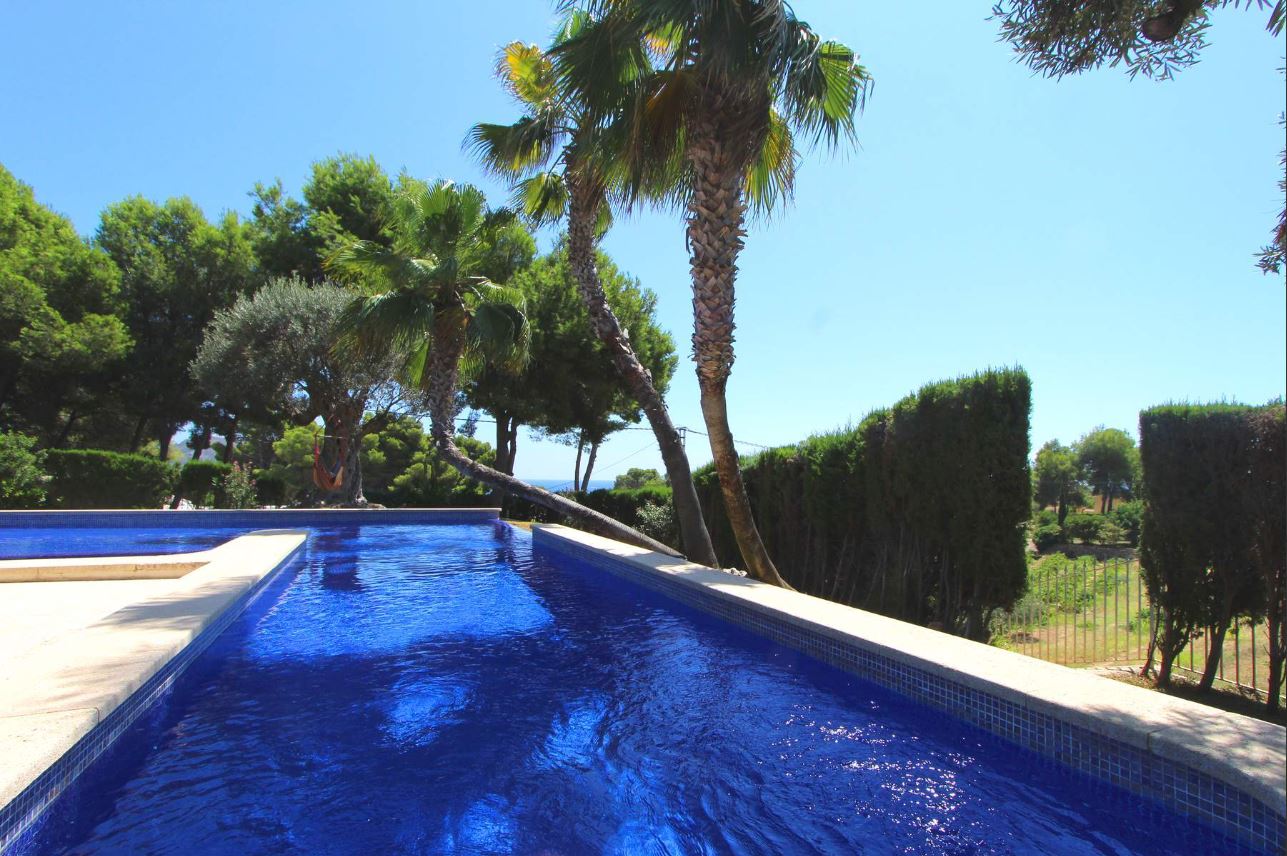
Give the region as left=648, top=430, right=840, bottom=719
left=1248, top=406, right=1286, bottom=709
left=696, top=368, right=1032, bottom=639
left=1138, top=403, right=1281, bottom=691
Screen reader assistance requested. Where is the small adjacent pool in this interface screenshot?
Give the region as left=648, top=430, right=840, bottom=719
left=0, top=527, right=250, bottom=560
left=16, top=523, right=1255, bottom=855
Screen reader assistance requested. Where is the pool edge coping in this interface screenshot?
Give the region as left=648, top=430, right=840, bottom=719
left=531, top=523, right=1287, bottom=846
left=0, top=551, right=217, bottom=583
left=0, top=530, right=307, bottom=850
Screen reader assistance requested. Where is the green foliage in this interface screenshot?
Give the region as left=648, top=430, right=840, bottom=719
left=633, top=496, right=679, bottom=547
left=96, top=194, right=255, bottom=453
left=1246, top=405, right=1286, bottom=706
left=192, top=278, right=410, bottom=429
left=264, top=425, right=319, bottom=505
left=1063, top=513, right=1106, bottom=544
left=44, top=449, right=176, bottom=509
left=175, top=460, right=232, bottom=507
left=1075, top=426, right=1139, bottom=512
left=252, top=469, right=288, bottom=507
left=1111, top=499, right=1144, bottom=546
left=1138, top=402, right=1277, bottom=683
left=360, top=415, right=431, bottom=504
left=386, top=435, right=495, bottom=506
left=614, top=467, right=664, bottom=490
left=993, top=3, right=1283, bottom=272
left=1032, top=439, right=1088, bottom=524
left=466, top=246, right=675, bottom=470
left=1032, top=522, right=1064, bottom=552
left=502, top=484, right=681, bottom=547
left=992, top=0, right=1222, bottom=81
left=0, top=164, right=130, bottom=441
left=696, top=368, right=1032, bottom=639
left=249, top=154, right=394, bottom=282
left=327, top=178, right=534, bottom=393
left=220, top=463, right=259, bottom=509
left=0, top=431, right=47, bottom=508
left=192, top=278, right=420, bottom=504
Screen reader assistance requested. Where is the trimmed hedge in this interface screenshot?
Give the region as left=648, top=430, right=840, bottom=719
left=174, top=460, right=232, bottom=507
left=1139, top=403, right=1283, bottom=693
left=44, top=449, right=177, bottom=509
left=697, top=368, right=1032, bottom=639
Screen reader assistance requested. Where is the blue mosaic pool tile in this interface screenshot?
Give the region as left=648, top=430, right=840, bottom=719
left=0, top=508, right=498, bottom=529
left=0, top=544, right=305, bottom=856
left=535, top=532, right=1285, bottom=856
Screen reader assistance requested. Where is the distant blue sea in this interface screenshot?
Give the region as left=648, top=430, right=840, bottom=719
left=526, top=478, right=613, bottom=492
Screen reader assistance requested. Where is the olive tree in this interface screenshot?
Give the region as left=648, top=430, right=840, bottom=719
left=191, top=278, right=424, bottom=505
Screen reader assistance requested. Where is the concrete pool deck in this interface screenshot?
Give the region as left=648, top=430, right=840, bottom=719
left=0, top=530, right=306, bottom=849
left=532, top=524, right=1287, bottom=852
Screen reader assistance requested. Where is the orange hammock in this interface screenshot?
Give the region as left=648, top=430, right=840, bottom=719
left=312, top=434, right=347, bottom=493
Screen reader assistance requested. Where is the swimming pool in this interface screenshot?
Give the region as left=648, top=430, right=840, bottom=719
left=0, top=527, right=250, bottom=560
left=12, top=523, right=1260, bottom=855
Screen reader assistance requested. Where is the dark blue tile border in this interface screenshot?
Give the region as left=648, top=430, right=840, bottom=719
left=0, top=541, right=306, bottom=855
left=0, top=509, right=498, bottom=529
left=533, top=529, right=1286, bottom=855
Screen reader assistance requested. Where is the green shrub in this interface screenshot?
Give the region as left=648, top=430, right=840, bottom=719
left=252, top=469, right=288, bottom=506
left=174, top=460, right=232, bottom=507
left=0, top=432, right=47, bottom=509
left=634, top=498, right=678, bottom=547
left=1110, top=500, right=1144, bottom=546
left=45, top=449, right=177, bottom=509
left=1032, top=523, right=1063, bottom=551
left=1063, top=513, right=1106, bottom=544
left=503, top=485, right=682, bottom=550
left=220, top=463, right=259, bottom=509
left=1032, top=508, right=1058, bottom=528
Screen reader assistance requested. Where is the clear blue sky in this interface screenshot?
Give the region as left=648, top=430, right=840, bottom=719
left=3, top=1, right=1283, bottom=483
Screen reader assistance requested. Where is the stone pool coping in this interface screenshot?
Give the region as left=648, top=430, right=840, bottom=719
left=0, top=507, right=500, bottom=528
left=0, top=552, right=213, bottom=583
left=532, top=524, right=1287, bottom=851
left=0, top=530, right=307, bottom=851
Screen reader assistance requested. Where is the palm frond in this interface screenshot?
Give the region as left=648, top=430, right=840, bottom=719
left=497, top=41, right=559, bottom=107
left=745, top=108, right=798, bottom=214
left=550, top=10, right=652, bottom=124
left=780, top=27, right=871, bottom=145
left=325, top=241, right=429, bottom=289
left=513, top=171, right=570, bottom=226
left=335, top=290, right=435, bottom=359
left=466, top=118, right=560, bottom=176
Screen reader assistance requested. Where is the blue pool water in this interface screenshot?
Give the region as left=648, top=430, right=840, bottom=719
left=21, top=524, right=1252, bottom=855
left=0, top=527, right=249, bottom=560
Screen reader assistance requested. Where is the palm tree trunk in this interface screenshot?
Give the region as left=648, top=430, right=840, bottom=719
left=425, top=311, right=679, bottom=556
left=685, top=125, right=790, bottom=587
left=565, top=182, right=718, bottom=567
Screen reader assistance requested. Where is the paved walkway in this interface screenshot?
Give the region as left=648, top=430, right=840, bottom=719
left=0, top=579, right=181, bottom=664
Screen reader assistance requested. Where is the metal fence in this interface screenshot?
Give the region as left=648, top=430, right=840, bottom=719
left=991, top=555, right=1283, bottom=703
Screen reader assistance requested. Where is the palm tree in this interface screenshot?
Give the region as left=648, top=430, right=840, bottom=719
left=326, top=178, right=678, bottom=554
left=554, top=0, right=871, bottom=587
left=468, top=33, right=720, bottom=568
